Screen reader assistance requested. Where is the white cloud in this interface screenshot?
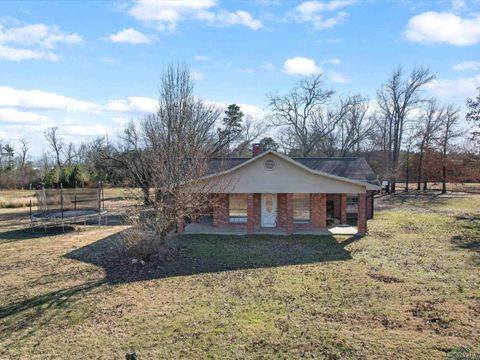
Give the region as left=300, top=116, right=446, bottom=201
left=0, top=22, right=82, bottom=61
left=324, top=58, right=340, bottom=65
left=105, top=96, right=158, bottom=113
left=283, top=57, right=322, bottom=76
left=451, top=0, right=466, bottom=11
left=425, top=75, right=480, bottom=101
left=100, top=56, right=117, bottom=63
left=236, top=67, right=254, bottom=73
left=0, top=45, right=58, bottom=61
left=127, top=0, right=217, bottom=32
left=195, top=10, right=262, bottom=30
left=330, top=71, right=350, bottom=83
left=261, top=62, right=275, bottom=71
left=0, top=86, right=98, bottom=112
left=294, top=0, right=353, bottom=29
left=126, top=0, right=262, bottom=31
left=325, top=0, right=356, bottom=11
left=0, top=23, right=82, bottom=48
left=452, top=61, right=480, bottom=71
left=191, top=71, right=205, bottom=80
left=0, top=108, right=51, bottom=124
left=63, top=124, right=108, bottom=137
left=108, top=28, right=151, bottom=44
left=194, top=55, right=210, bottom=61
left=405, top=12, right=480, bottom=46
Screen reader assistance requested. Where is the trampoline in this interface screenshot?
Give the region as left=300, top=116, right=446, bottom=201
left=30, top=185, right=107, bottom=232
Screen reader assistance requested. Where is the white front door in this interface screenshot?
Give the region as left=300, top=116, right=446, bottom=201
left=261, top=193, right=277, bottom=227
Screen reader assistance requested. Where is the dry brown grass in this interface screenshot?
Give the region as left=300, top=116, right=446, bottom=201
left=0, top=190, right=36, bottom=209
left=0, top=187, right=135, bottom=209
left=397, top=182, right=480, bottom=193
left=0, top=193, right=479, bottom=359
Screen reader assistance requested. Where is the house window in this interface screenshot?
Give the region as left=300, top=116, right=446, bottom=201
left=229, top=194, right=248, bottom=223
left=346, top=195, right=358, bottom=214
left=293, top=193, right=310, bottom=223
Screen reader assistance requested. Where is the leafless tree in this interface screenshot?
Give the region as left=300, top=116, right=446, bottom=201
left=402, top=128, right=416, bottom=192
left=229, top=115, right=268, bottom=156
left=267, top=75, right=339, bottom=156
left=101, top=121, right=153, bottom=204
left=44, top=127, right=64, bottom=168
left=377, top=66, right=435, bottom=192
left=17, top=137, right=29, bottom=169
left=64, top=142, right=77, bottom=166
left=415, top=100, right=445, bottom=191
left=438, top=105, right=464, bottom=193
left=102, top=64, right=224, bottom=256
left=317, top=95, right=374, bottom=157
left=130, top=64, right=224, bottom=251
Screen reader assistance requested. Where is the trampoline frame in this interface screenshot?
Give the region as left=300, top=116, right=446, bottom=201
left=29, top=182, right=108, bottom=232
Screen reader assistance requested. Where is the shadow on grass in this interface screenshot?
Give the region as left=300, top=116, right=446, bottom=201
left=64, top=232, right=359, bottom=284
left=0, top=225, right=77, bottom=243
left=0, top=280, right=103, bottom=337
left=0, top=215, right=126, bottom=243
left=0, top=232, right=358, bottom=333
left=376, top=191, right=446, bottom=210
left=452, top=215, right=480, bottom=266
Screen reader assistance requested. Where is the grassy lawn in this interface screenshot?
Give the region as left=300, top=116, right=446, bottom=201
left=0, top=193, right=479, bottom=359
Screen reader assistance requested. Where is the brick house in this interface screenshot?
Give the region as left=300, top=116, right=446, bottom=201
left=179, top=144, right=380, bottom=236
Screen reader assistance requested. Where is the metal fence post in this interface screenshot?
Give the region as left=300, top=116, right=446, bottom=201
left=98, top=182, right=101, bottom=225
left=60, top=183, right=65, bottom=232
left=29, top=199, right=33, bottom=233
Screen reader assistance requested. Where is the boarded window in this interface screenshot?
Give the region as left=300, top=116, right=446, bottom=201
left=229, top=194, right=248, bottom=223
left=293, top=194, right=310, bottom=223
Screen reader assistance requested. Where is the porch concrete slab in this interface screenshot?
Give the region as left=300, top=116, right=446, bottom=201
left=184, top=222, right=358, bottom=236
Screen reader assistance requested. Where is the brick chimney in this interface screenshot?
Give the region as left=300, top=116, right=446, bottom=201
left=252, top=143, right=263, bottom=157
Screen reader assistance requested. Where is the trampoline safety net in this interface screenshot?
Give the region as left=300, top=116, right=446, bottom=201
left=35, top=188, right=101, bottom=219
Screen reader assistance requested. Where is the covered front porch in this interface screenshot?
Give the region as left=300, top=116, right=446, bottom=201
left=178, top=192, right=368, bottom=236
left=184, top=217, right=359, bottom=236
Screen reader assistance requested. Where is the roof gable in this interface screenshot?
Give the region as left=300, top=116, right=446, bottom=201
left=201, top=151, right=369, bottom=193
left=208, top=151, right=380, bottom=189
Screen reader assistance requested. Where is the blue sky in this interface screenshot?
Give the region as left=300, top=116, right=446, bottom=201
left=1, top=0, right=480, bottom=155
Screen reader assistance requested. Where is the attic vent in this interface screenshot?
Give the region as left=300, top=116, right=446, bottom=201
left=264, top=159, right=276, bottom=171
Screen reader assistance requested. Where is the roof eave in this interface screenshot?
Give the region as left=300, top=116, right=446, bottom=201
left=202, top=150, right=371, bottom=189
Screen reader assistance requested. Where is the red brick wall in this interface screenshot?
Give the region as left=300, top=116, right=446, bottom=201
left=253, top=193, right=261, bottom=226
left=366, top=190, right=374, bottom=220
left=358, top=193, right=367, bottom=235
left=277, top=193, right=287, bottom=228
left=247, top=194, right=254, bottom=234
left=213, top=193, right=260, bottom=229
left=340, top=193, right=347, bottom=224
left=211, top=192, right=366, bottom=234
left=311, top=193, right=327, bottom=229
left=286, top=193, right=293, bottom=234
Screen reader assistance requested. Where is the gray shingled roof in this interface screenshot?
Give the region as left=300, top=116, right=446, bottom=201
left=208, top=155, right=380, bottom=185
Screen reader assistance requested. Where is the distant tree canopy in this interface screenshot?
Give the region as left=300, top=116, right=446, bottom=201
left=466, top=86, right=480, bottom=143
left=42, top=164, right=91, bottom=188
left=1, top=64, right=480, bottom=192
left=259, top=137, right=279, bottom=151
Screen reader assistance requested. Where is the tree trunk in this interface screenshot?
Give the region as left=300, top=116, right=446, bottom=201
left=405, top=150, right=410, bottom=192
left=142, top=187, right=150, bottom=205
left=442, top=164, right=447, bottom=194
left=417, top=149, right=424, bottom=190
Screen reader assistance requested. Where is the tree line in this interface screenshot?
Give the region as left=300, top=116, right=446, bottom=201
left=1, top=64, right=480, bottom=195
